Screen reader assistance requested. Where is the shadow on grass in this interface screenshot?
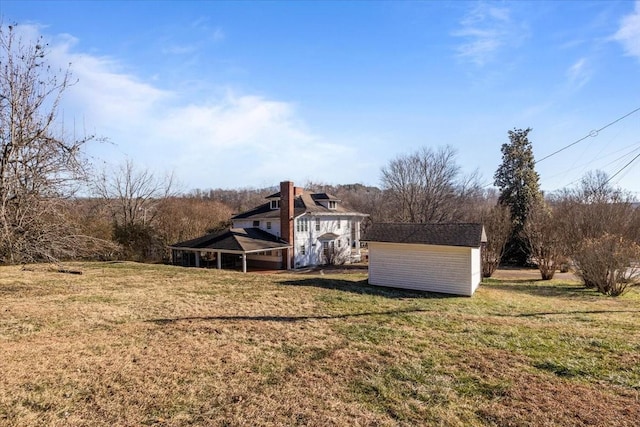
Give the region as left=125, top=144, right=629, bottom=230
left=484, top=282, right=600, bottom=299
left=494, top=309, right=640, bottom=318
left=483, top=278, right=553, bottom=284
left=147, top=307, right=431, bottom=325
left=277, top=277, right=460, bottom=299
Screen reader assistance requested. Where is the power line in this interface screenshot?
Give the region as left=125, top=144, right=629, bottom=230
left=482, top=106, right=640, bottom=189
left=544, top=140, right=640, bottom=182
left=603, top=151, right=640, bottom=187
left=536, top=105, right=640, bottom=164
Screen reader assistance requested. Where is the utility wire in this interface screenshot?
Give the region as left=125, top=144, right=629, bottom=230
left=603, top=151, right=640, bottom=187
left=483, top=106, right=640, bottom=189
left=536, top=105, right=640, bottom=164
left=546, top=140, right=640, bottom=182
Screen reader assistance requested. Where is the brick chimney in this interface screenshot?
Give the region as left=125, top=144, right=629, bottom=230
left=280, top=181, right=294, bottom=269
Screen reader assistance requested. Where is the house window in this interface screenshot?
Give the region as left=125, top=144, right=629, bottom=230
left=270, top=200, right=280, bottom=209
left=304, top=218, right=309, bottom=232
left=267, top=221, right=271, bottom=230
left=300, top=244, right=306, bottom=255
left=328, top=201, right=336, bottom=209
left=315, top=218, right=320, bottom=231
left=337, top=218, right=341, bottom=229
left=338, top=239, right=341, bottom=248
left=253, top=220, right=260, bottom=227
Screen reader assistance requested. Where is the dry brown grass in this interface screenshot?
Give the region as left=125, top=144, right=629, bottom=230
left=1, top=262, right=639, bottom=426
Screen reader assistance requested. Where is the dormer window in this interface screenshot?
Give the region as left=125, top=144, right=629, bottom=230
left=270, top=200, right=280, bottom=210
left=328, top=201, right=337, bottom=209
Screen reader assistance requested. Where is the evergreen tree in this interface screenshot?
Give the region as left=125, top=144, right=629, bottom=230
left=494, top=128, right=542, bottom=265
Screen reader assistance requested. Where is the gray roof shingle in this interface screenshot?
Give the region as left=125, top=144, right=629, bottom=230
left=362, top=223, right=486, bottom=248
left=231, top=192, right=365, bottom=220
left=169, top=228, right=291, bottom=252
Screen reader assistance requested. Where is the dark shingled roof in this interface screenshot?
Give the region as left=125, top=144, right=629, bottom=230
left=362, top=223, right=486, bottom=248
left=169, top=228, right=291, bottom=252
left=310, top=193, right=340, bottom=201
left=231, top=192, right=365, bottom=220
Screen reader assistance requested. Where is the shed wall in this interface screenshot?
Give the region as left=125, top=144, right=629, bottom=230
left=470, top=247, right=481, bottom=294
left=368, top=242, right=477, bottom=296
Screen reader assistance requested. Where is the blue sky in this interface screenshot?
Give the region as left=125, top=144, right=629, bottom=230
left=2, top=1, right=640, bottom=195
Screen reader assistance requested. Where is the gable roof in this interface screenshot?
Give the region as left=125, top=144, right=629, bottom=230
left=169, top=228, right=291, bottom=253
left=362, top=223, right=486, bottom=248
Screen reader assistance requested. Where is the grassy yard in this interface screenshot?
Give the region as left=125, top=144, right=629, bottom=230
left=0, top=262, right=639, bottom=426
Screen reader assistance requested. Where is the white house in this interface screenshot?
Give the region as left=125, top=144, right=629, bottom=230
left=362, top=223, right=486, bottom=296
left=169, top=181, right=368, bottom=272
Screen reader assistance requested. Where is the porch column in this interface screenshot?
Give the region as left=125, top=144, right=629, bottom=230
left=217, top=251, right=222, bottom=269
left=242, top=253, right=247, bottom=273
left=195, top=252, right=201, bottom=268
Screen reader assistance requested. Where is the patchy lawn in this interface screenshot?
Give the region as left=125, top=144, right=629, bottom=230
left=0, top=262, right=638, bottom=426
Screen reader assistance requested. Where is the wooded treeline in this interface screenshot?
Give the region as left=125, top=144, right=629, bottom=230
left=54, top=175, right=498, bottom=264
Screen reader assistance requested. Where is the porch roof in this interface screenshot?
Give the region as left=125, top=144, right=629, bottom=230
left=169, top=228, right=291, bottom=253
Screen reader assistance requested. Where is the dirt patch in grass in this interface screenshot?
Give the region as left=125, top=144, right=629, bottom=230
left=492, top=267, right=579, bottom=282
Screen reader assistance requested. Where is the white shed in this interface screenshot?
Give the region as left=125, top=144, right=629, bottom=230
left=362, top=223, right=486, bottom=296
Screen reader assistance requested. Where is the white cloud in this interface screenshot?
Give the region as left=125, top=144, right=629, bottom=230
left=11, top=24, right=366, bottom=189
left=613, top=1, right=640, bottom=59
left=452, top=2, right=527, bottom=67
left=211, top=27, right=225, bottom=42
left=149, top=94, right=361, bottom=188
left=566, top=57, right=591, bottom=89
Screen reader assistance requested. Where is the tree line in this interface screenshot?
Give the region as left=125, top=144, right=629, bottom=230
left=2, top=24, right=639, bottom=296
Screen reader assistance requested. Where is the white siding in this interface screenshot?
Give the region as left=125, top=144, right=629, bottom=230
left=368, top=242, right=479, bottom=296
left=233, top=214, right=364, bottom=269
left=293, top=215, right=358, bottom=268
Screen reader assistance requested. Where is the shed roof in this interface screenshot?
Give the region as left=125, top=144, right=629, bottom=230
left=169, top=228, right=291, bottom=253
left=362, top=223, right=486, bottom=248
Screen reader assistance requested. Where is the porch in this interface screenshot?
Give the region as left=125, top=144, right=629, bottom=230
left=168, top=228, right=292, bottom=273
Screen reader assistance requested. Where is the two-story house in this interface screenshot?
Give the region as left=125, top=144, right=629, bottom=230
left=169, top=181, right=368, bottom=272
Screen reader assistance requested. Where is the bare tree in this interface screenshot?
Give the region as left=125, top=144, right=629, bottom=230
left=522, top=202, right=563, bottom=280
left=479, top=204, right=512, bottom=278
left=154, top=197, right=233, bottom=246
left=0, top=24, right=96, bottom=263
left=576, top=170, right=621, bottom=204
left=92, top=160, right=174, bottom=261
left=381, top=146, right=477, bottom=223
left=573, top=234, right=640, bottom=296
left=552, top=172, right=637, bottom=257
left=549, top=171, right=639, bottom=294
left=199, top=186, right=276, bottom=214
